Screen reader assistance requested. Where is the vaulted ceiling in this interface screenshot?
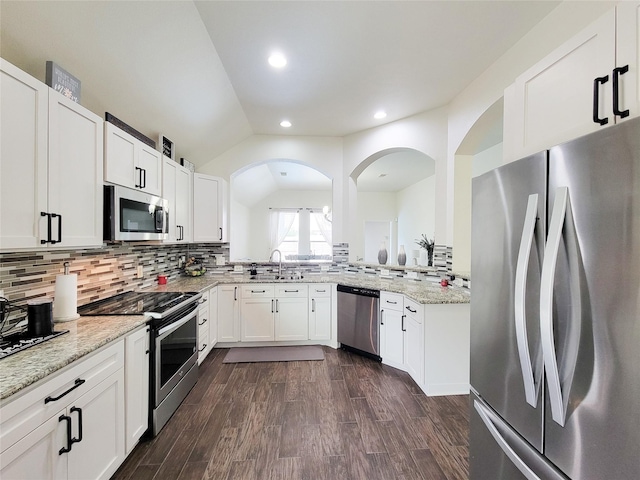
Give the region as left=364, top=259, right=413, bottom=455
left=1, top=0, right=560, bottom=172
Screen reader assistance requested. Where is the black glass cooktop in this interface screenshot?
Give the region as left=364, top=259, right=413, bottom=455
left=77, top=291, right=199, bottom=318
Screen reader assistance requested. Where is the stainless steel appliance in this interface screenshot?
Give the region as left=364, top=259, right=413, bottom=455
left=337, top=284, right=380, bottom=360
left=470, top=117, right=640, bottom=479
left=78, top=290, right=201, bottom=436
left=103, top=185, right=169, bottom=241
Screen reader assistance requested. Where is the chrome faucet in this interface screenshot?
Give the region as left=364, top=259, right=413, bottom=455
left=269, top=249, right=283, bottom=278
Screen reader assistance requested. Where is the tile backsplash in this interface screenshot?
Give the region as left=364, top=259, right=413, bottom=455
left=0, top=243, right=229, bottom=306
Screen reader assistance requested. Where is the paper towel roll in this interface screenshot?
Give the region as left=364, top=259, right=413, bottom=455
left=53, top=273, right=80, bottom=322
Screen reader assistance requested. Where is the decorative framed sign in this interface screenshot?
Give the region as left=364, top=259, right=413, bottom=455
left=159, top=134, right=175, bottom=160
left=45, top=61, right=81, bottom=103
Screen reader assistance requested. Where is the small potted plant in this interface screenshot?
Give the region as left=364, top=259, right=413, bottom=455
left=415, top=234, right=435, bottom=266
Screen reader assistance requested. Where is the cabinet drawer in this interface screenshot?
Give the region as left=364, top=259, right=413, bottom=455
left=241, top=285, right=275, bottom=298
left=309, top=284, right=331, bottom=297
left=380, top=292, right=403, bottom=311
left=0, top=339, right=124, bottom=452
left=275, top=284, right=308, bottom=298
left=404, top=297, right=423, bottom=324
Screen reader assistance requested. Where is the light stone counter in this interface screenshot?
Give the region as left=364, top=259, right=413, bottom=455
left=150, top=272, right=470, bottom=305
left=0, top=314, right=148, bottom=401
left=1, top=271, right=468, bottom=401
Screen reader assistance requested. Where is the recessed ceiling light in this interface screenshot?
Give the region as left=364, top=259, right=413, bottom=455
left=280, top=120, right=292, bottom=128
left=268, top=53, right=287, bottom=68
left=280, top=172, right=287, bottom=177
left=374, top=111, right=387, bottom=120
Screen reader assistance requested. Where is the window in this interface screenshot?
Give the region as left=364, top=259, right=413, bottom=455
left=270, top=208, right=331, bottom=260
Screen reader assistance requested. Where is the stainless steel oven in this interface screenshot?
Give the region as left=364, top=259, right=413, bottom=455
left=78, top=290, right=201, bottom=436
left=152, top=301, right=198, bottom=435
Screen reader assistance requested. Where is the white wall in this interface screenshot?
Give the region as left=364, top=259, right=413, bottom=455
left=472, top=143, right=503, bottom=178
left=240, top=189, right=332, bottom=261
left=230, top=199, right=250, bottom=260
left=353, top=191, right=397, bottom=262
left=396, top=175, right=436, bottom=263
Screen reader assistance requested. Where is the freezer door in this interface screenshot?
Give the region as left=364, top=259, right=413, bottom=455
left=470, top=393, right=567, bottom=480
left=470, top=153, right=546, bottom=452
left=544, top=117, right=640, bottom=479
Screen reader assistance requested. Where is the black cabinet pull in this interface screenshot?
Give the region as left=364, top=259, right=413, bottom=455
left=219, top=227, right=223, bottom=241
left=58, top=414, right=72, bottom=455
left=198, top=343, right=207, bottom=352
left=135, top=166, right=143, bottom=188
left=312, top=298, right=316, bottom=313
left=386, top=300, right=397, bottom=305
left=45, top=378, right=85, bottom=404
left=401, top=315, right=406, bottom=332
left=592, top=75, right=609, bottom=125
left=252, top=290, right=266, bottom=293
left=405, top=306, right=417, bottom=314
left=380, top=309, right=384, bottom=325
left=70, top=406, right=83, bottom=445
left=142, top=168, right=147, bottom=189
left=41, top=211, right=51, bottom=244
left=234, top=286, right=237, bottom=301
left=50, top=213, right=62, bottom=244
left=276, top=299, right=279, bottom=313
left=271, top=299, right=274, bottom=313
left=613, top=65, right=630, bottom=118
left=284, top=290, right=299, bottom=293
left=198, top=318, right=207, bottom=325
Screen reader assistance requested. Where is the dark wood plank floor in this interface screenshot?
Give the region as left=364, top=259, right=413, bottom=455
left=112, top=346, right=469, bottom=480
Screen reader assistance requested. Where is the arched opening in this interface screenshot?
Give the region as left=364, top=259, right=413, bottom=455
left=230, top=159, right=333, bottom=262
left=453, top=97, right=504, bottom=274
left=351, top=148, right=436, bottom=265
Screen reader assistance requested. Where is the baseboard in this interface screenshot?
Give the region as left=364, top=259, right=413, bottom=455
left=422, top=382, right=470, bottom=396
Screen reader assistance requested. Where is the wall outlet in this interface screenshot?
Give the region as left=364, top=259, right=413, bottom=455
left=380, top=268, right=390, bottom=277
left=320, top=265, right=330, bottom=272
left=407, top=271, right=418, bottom=280
left=136, top=265, right=144, bottom=279
left=233, top=265, right=243, bottom=273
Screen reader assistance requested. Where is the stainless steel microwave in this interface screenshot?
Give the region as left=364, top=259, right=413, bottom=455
left=104, top=185, right=169, bottom=241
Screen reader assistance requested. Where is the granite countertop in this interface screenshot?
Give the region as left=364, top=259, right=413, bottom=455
left=1, top=272, right=468, bottom=402
left=151, top=273, right=471, bottom=305
left=0, top=314, right=148, bottom=401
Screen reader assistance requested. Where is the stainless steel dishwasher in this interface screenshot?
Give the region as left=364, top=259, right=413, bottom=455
left=337, top=284, right=380, bottom=361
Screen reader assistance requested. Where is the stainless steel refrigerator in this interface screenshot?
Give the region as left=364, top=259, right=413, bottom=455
left=470, top=117, right=640, bottom=479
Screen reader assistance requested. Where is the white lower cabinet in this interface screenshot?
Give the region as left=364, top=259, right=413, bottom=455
left=197, top=289, right=212, bottom=363
left=209, top=287, right=218, bottom=348
left=124, top=326, right=149, bottom=454
left=380, top=292, right=405, bottom=370
left=218, top=285, right=240, bottom=343
left=274, top=285, right=308, bottom=341
left=240, top=286, right=275, bottom=342
left=403, top=298, right=424, bottom=386
left=308, top=284, right=331, bottom=341
left=0, top=341, right=126, bottom=480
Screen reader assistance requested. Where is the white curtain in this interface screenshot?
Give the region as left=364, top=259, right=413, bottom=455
left=311, top=211, right=332, bottom=245
left=269, top=209, right=297, bottom=253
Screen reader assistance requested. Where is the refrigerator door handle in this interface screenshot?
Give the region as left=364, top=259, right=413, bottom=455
left=540, top=186, right=569, bottom=426
left=474, top=399, right=542, bottom=480
left=514, top=193, right=541, bottom=407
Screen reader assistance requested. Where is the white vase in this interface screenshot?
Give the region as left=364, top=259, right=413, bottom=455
left=419, top=250, right=427, bottom=266
left=397, top=245, right=406, bottom=266
left=378, top=242, right=388, bottom=265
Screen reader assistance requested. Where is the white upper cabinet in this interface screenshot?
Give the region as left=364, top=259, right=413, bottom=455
left=162, top=157, right=192, bottom=243
left=0, top=59, right=103, bottom=251
left=0, top=59, right=49, bottom=250
left=192, top=173, right=228, bottom=243
left=48, top=90, right=103, bottom=248
left=104, top=122, right=162, bottom=196
left=507, top=3, right=640, bottom=161
left=615, top=1, right=640, bottom=124
left=509, top=9, right=616, bottom=159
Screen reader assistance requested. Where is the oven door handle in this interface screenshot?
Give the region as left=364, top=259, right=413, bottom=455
left=156, top=307, right=198, bottom=338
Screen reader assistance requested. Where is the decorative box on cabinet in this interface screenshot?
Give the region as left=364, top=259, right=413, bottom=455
left=192, top=173, right=228, bottom=242
left=0, top=341, right=126, bottom=480
left=104, top=122, right=162, bottom=196
left=0, top=58, right=103, bottom=251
